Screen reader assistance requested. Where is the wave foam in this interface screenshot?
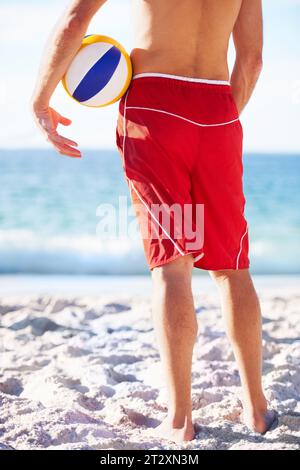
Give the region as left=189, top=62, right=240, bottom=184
left=0, top=230, right=299, bottom=274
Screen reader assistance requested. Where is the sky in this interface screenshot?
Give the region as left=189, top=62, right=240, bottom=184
left=0, top=0, right=299, bottom=153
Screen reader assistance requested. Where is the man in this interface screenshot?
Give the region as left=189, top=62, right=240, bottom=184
left=32, top=0, right=278, bottom=443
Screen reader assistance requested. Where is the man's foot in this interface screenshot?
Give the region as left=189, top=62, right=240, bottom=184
left=242, top=408, right=279, bottom=434
left=146, top=416, right=195, bottom=443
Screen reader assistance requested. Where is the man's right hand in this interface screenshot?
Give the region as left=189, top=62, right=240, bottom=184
left=32, top=105, right=82, bottom=158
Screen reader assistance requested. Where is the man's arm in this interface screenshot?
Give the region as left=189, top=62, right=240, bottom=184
left=230, top=0, right=263, bottom=115
left=31, top=0, right=107, bottom=157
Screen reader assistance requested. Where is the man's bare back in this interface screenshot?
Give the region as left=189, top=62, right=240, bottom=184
left=131, top=0, right=242, bottom=80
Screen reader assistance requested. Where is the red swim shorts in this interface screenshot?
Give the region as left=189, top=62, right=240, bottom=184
left=116, top=73, right=249, bottom=271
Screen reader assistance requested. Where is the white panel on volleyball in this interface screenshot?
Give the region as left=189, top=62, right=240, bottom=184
left=65, top=42, right=113, bottom=95
left=81, top=54, right=128, bottom=107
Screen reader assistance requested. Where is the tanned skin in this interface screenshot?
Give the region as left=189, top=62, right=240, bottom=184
left=32, top=1, right=266, bottom=443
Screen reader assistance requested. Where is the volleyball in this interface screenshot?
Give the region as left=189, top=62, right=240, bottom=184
left=62, top=34, right=132, bottom=107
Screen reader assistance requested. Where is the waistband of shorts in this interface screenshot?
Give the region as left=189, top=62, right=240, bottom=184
left=132, top=72, right=231, bottom=88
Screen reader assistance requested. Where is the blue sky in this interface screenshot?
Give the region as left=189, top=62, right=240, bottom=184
left=0, top=0, right=299, bottom=152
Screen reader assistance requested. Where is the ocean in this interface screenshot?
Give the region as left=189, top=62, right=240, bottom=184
left=0, top=149, right=299, bottom=275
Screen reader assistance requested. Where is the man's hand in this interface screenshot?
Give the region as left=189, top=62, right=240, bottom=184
left=32, top=106, right=81, bottom=158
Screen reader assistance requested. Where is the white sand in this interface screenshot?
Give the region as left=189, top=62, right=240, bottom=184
left=0, top=276, right=299, bottom=450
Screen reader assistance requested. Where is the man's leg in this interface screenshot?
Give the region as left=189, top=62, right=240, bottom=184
left=210, top=268, right=271, bottom=433
left=150, top=254, right=197, bottom=442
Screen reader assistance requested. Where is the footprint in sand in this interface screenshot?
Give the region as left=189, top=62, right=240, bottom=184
left=0, top=377, right=23, bottom=396
left=8, top=315, right=60, bottom=336
left=102, top=303, right=131, bottom=315
left=106, top=366, right=137, bottom=384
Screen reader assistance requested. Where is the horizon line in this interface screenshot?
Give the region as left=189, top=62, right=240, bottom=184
left=1, top=147, right=300, bottom=156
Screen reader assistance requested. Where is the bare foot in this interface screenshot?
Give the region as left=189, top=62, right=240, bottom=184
left=242, top=403, right=278, bottom=434
left=146, top=416, right=196, bottom=443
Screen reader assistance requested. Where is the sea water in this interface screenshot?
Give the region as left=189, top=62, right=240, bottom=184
left=0, top=149, right=299, bottom=274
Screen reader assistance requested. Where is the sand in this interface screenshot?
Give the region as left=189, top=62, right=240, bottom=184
left=0, top=280, right=299, bottom=450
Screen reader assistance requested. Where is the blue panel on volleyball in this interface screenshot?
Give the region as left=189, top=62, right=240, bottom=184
left=73, top=46, right=121, bottom=102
